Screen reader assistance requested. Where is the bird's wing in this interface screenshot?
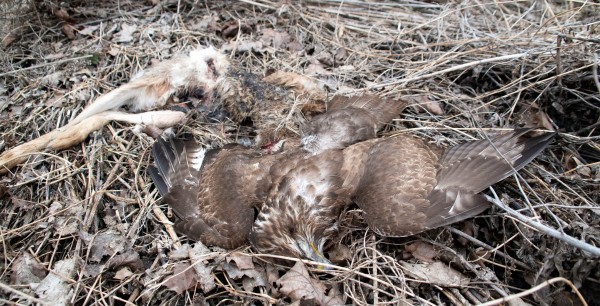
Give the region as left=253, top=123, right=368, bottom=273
left=149, top=137, right=205, bottom=217
left=423, top=129, right=556, bottom=229
left=350, top=130, right=555, bottom=236
left=149, top=137, right=267, bottom=248
left=349, top=135, right=440, bottom=236
left=435, top=129, right=556, bottom=193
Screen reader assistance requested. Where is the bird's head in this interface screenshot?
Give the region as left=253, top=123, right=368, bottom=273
left=250, top=206, right=336, bottom=269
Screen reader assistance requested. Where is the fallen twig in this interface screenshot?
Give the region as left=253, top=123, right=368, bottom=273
left=486, top=190, right=600, bottom=257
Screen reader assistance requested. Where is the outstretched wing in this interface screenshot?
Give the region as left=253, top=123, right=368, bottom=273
left=149, top=137, right=205, bottom=218
left=349, top=130, right=555, bottom=236
left=423, top=129, right=556, bottom=229
left=149, top=137, right=267, bottom=248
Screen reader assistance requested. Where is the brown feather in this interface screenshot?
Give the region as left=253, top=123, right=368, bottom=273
left=348, top=130, right=555, bottom=236
left=301, top=94, right=407, bottom=154
left=149, top=138, right=280, bottom=249
left=150, top=82, right=554, bottom=262
left=327, top=94, right=408, bottom=129
left=249, top=149, right=349, bottom=259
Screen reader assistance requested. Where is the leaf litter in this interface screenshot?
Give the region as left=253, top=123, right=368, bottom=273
left=0, top=0, right=599, bottom=305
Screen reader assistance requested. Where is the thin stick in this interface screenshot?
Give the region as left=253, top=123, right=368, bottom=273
left=0, top=282, right=49, bottom=305
left=446, top=227, right=532, bottom=271
left=152, top=205, right=181, bottom=248
left=0, top=55, right=93, bottom=77
left=486, top=191, right=600, bottom=257
left=369, top=52, right=531, bottom=88
left=477, top=277, right=587, bottom=306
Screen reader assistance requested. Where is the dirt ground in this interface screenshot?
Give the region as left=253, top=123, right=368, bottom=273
left=0, top=0, right=599, bottom=305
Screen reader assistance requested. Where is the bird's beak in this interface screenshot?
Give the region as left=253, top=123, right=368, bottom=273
left=308, top=242, right=332, bottom=270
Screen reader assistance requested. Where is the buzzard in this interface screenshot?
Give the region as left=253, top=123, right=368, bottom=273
left=149, top=93, right=555, bottom=266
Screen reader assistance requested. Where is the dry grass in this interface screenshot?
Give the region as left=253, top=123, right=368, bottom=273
left=1, top=0, right=598, bottom=305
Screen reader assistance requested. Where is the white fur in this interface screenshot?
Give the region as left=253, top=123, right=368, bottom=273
left=69, top=46, right=230, bottom=126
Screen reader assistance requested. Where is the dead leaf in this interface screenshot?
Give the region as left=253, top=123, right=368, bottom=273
left=316, top=51, right=335, bottom=67
left=222, top=40, right=265, bottom=53
left=107, top=45, right=120, bottom=56
left=11, top=252, right=47, bottom=286
left=551, top=291, right=582, bottom=306
left=266, top=263, right=280, bottom=286
left=334, top=48, right=348, bottom=63
left=41, top=71, right=64, bottom=87
left=335, top=65, right=355, bottom=73
left=48, top=202, right=83, bottom=236
left=327, top=244, right=352, bottom=264
left=400, top=261, right=469, bottom=287
left=222, top=260, right=268, bottom=291
left=404, top=241, right=437, bottom=262
left=52, top=8, right=70, bottom=20
left=108, top=250, right=144, bottom=272
left=116, top=24, right=137, bottom=43
left=457, top=220, right=475, bottom=246
left=261, top=29, right=292, bottom=50
left=407, top=95, right=444, bottom=115
left=222, top=251, right=267, bottom=291
left=45, top=91, right=65, bottom=107
left=170, top=244, right=191, bottom=260
left=227, top=252, right=255, bottom=270
left=304, top=60, right=328, bottom=76
left=45, top=52, right=65, bottom=60
left=62, top=24, right=76, bottom=40
left=469, top=247, right=492, bottom=267
left=276, top=262, right=344, bottom=305
left=288, top=41, right=304, bottom=52
left=84, top=264, right=102, bottom=278
left=78, top=25, right=99, bottom=36
left=163, top=262, right=198, bottom=294
left=114, top=267, right=133, bottom=280
left=81, top=229, right=126, bottom=262
left=2, top=32, right=19, bottom=48
left=188, top=243, right=216, bottom=292
left=190, top=15, right=219, bottom=32
left=11, top=196, right=33, bottom=209
left=35, top=257, right=80, bottom=306
left=221, top=20, right=253, bottom=39
left=516, top=102, right=554, bottom=132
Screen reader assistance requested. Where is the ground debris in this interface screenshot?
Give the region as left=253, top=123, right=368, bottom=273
left=1, top=0, right=598, bottom=304
left=275, top=262, right=344, bottom=305
left=34, top=257, right=80, bottom=306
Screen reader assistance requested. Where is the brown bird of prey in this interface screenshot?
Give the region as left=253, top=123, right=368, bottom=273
left=149, top=94, right=555, bottom=266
